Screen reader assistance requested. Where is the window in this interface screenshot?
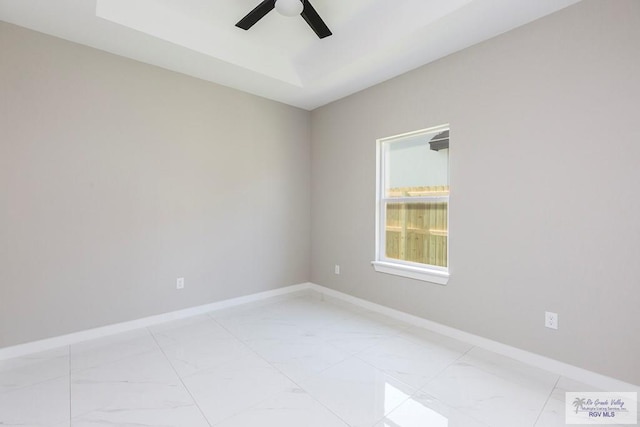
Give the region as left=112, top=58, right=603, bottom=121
left=373, top=125, right=450, bottom=284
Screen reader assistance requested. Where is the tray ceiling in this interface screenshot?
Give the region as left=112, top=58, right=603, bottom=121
left=0, top=0, right=582, bottom=109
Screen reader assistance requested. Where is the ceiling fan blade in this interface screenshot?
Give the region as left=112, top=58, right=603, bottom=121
left=236, top=0, right=276, bottom=30
left=301, top=0, right=332, bottom=39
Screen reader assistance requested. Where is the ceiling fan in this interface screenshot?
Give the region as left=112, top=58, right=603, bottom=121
left=236, top=0, right=332, bottom=39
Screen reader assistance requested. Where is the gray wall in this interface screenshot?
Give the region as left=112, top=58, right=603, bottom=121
left=0, top=22, right=311, bottom=348
left=311, top=0, right=640, bottom=385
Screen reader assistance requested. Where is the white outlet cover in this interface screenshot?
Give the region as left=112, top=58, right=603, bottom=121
left=334, top=265, right=340, bottom=275
left=177, top=277, right=185, bottom=289
left=545, top=311, right=558, bottom=330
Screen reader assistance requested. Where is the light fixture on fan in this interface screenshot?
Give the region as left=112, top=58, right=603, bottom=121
left=274, top=0, right=303, bottom=17
left=236, top=0, right=332, bottom=39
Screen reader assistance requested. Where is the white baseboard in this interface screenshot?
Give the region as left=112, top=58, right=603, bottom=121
left=306, top=283, right=640, bottom=393
left=0, top=282, right=310, bottom=361
left=1, top=281, right=636, bottom=394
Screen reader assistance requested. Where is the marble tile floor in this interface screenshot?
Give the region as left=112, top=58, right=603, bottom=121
left=0, top=291, right=635, bottom=427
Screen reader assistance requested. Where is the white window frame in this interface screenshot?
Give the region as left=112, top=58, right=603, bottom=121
left=372, top=125, right=450, bottom=285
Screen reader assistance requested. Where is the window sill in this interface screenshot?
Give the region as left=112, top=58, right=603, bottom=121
left=371, top=261, right=449, bottom=285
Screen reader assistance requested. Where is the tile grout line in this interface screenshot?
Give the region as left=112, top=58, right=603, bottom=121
left=415, top=344, right=496, bottom=427
left=350, top=353, right=414, bottom=427
left=63, top=332, right=166, bottom=421
left=206, top=310, right=355, bottom=427
left=419, top=343, right=561, bottom=427
left=432, top=343, right=475, bottom=381
left=147, top=327, right=214, bottom=427
left=205, top=316, right=318, bottom=425
left=299, top=303, right=429, bottom=427
left=353, top=339, right=478, bottom=426
left=532, top=375, right=561, bottom=427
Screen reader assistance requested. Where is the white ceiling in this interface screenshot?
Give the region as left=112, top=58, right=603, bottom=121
left=0, top=0, right=582, bottom=110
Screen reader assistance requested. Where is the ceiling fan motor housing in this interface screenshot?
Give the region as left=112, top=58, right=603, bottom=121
left=275, top=0, right=304, bottom=17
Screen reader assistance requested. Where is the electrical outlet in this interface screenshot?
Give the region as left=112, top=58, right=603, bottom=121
left=334, top=264, right=340, bottom=275
left=545, top=311, right=558, bottom=330
left=176, top=277, right=185, bottom=290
